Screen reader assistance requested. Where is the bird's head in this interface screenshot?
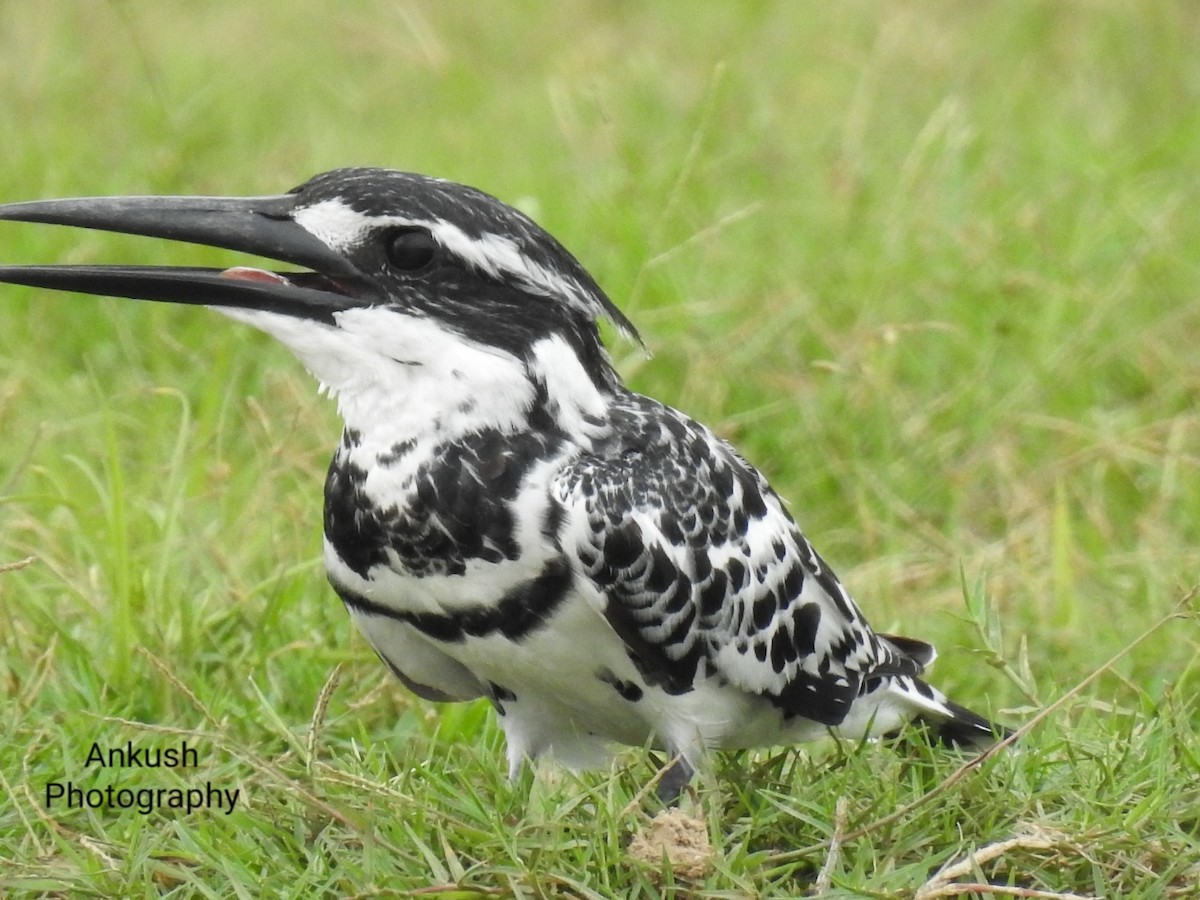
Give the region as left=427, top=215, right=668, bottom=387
left=0, top=168, right=641, bottom=436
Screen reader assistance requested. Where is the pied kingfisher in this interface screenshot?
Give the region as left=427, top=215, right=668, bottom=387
left=0, top=168, right=1005, bottom=801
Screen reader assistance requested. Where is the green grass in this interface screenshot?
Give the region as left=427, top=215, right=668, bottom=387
left=1, top=1, right=1198, bottom=895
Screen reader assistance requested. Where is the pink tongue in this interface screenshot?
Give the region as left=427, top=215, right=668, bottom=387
left=220, top=266, right=290, bottom=285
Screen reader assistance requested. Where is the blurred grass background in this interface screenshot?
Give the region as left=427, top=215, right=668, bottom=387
left=0, top=1, right=1197, bottom=896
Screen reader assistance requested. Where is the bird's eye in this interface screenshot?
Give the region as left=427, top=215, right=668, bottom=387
left=385, top=227, right=437, bottom=271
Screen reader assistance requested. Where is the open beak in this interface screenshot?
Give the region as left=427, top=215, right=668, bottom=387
left=0, top=192, right=378, bottom=322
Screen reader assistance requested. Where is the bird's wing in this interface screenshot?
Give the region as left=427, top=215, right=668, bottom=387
left=552, top=395, right=923, bottom=726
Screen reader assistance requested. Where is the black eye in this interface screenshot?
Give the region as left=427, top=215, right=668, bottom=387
left=385, top=228, right=437, bottom=271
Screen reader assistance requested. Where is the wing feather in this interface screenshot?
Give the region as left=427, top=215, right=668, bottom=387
left=553, top=394, right=921, bottom=726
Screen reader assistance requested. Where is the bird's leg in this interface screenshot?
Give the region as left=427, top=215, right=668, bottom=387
left=655, top=754, right=695, bottom=805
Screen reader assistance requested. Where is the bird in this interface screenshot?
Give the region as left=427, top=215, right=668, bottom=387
left=0, top=168, right=1006, bottom=802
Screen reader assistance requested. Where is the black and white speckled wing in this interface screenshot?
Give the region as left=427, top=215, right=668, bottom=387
left=553, top=393, right=925, bottom=727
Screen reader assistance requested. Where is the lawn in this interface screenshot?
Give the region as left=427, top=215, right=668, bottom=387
left=0, top=1, right=1197, bottom=896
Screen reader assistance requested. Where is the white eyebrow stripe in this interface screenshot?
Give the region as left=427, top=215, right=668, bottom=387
left=292, top=199, right=602, bottom=318
left=426, top=219, right=596, bottom=316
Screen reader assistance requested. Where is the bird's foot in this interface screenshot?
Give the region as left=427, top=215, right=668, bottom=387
left=655, top=755, right=695, bottom=805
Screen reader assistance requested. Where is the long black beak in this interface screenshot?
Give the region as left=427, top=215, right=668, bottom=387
left=0, top=192, right=378, bottom=321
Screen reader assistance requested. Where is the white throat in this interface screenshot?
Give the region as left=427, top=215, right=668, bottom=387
left=215, top=307, right=613, bottom=445
left=217, top=306, right=536, bottom=442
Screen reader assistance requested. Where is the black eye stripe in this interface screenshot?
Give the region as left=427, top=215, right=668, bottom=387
left=384, top=227, right=437, bottom=271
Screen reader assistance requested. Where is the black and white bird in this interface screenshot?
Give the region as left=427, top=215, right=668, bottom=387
left=0, top=168, right=1005, bottom=801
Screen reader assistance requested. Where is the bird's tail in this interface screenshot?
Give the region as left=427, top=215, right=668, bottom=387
left=838, top=673, right=1011, bottom=749
left=870, top=634, right=1011, bottom=749
left=917, top=691, right=1013, bottom=749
